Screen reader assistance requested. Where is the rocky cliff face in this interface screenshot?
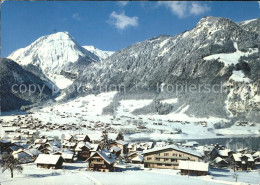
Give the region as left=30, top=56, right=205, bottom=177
left=0, top=58, right=53, bottom=112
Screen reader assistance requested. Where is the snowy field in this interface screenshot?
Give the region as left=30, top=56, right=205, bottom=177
left=1, top=91, right=259, bottom=142
left=1, top=163, right=259, bottom=185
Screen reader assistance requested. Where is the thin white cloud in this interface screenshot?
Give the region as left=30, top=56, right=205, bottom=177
left=72, top=13, right=82, bottom=21
left=158, top=1, right=210, bottom=18
left=258, top=1, right=260, bottom=9
left=158, top=2, right=188, bottom=18
left=108, top=11, right=138, bottom=30
left=117, top=1, right=129, bottom=7
left=190, top=2, right=210, bottom=15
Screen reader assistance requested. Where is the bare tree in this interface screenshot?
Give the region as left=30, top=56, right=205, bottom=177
left=2, top=152, right=23, bottom=178
left=233, top=172, right=238, bottom=182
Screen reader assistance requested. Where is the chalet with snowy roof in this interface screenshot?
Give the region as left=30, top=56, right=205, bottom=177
left=210, top=145, right=233, bottom=160
left=143, top=145, right=202, bottom=169
left=53, top=151, right=74, bottom=163
left=35, top=154, right=64, bottom=169
left=211, top=157, right=229, bottom=167
left=231, top=153, right=254, bottom=171
left=179, top=161, right=209, bottom=176
left=110, top=146, right=122, bottom=157
left=75, top=142, right=93, bottom=160
left=64, top=134, right=75, bottom=143
left=87, top=150, right=116, bottom=172
left=110, top=140, right=128, bottom=154
left=131, top=154, right=144, bottom=164
left=12, top=149, right=34, bottom=163
left=75, top=134, right=90, bottom=142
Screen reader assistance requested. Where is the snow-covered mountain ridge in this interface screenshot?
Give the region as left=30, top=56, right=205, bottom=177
left=83, top=45, right=114, bottom=60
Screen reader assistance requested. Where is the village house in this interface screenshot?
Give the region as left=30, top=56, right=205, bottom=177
left=179, top=161, right=209, bottom=176
left=53, top=151, right=74, bottom=163
left=252, top=151, right=260, bottom=166
left=143, top=145, right=202, bottom=169
left=35, top=154, right=64, bottom=169
left=75, top=134, right=90, bottom=143
left=209, top=145, right=233, bottom=160
left=110, top=146, right=122, bottom=157
left=110, top=140, right=128, bottom=154
left=130, top=154, right=144, bottom=164
left=211, top=157, right=229, bottom=168
left=231, top=153, right=254, bottom=171
left=87, top=150, right=116, bottom=172
left=75, top=142, right=93, bottom=160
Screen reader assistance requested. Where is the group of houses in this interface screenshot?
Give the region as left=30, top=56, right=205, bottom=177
left=1, top=115, right=259, bottom=176
left=209, top=144, right=260, bottom=171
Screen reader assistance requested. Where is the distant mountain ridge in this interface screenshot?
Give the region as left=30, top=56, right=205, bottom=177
left=83, top=45, right=114, bottom=60
left=3, top=17, right=260, bottom=120
left=63, top=16, right=260, bottom=120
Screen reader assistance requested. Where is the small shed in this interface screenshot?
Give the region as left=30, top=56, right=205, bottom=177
left=35, top=154, right=64, bottom=169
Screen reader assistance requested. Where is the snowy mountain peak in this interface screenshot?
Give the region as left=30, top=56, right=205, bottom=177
left=83, top=45, right=114, bottom=60
left=8, top=31, right=100, bottom=90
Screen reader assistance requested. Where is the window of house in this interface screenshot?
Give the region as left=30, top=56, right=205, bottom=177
left=147, top=157, right=152, bottom=160
left=97, top=159, right=101, bottom=162
left=179, top=154, right=182, bottom=157
left=156, top=158, right=160, bottom=161
left=164, top=159, right=168, bottom=161
left=157, top=164, right=162, bottom=166
left=164, top=153, right=169, bottom=156
left=165, top=164, right=171, bottom=166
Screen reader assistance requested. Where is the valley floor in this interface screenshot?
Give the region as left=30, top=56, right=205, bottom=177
left=1, top=163, right=259, bottom=185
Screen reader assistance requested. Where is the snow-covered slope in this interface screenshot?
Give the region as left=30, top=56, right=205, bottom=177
left=8, top=32, right=100, bottom=89
left=83, top=45, right=114, bottom=60
left=64, top=16, right=260, bottom=120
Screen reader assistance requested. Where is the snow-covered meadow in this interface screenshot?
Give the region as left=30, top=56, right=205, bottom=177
left=1, top=163, right=259, bottom=185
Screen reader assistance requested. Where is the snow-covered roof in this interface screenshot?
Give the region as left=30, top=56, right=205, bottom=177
left=64, top=134, right=73, bottom=141
left=143, top=145, right=202, bottom=157
left=25, top=149, right=41, bottom=156
left=96, top=150, right=116, bottom=164
left=217, top=149, right=231, bottom=157
left=0, top=139, right=11, bottom=143
left=116, top=140, right=128, bottom=145
left=179, top=161, right=209, bottom=172
left=35, top=154, right=63, bottom=165
left=75, top=134, right=88, bottom=141
left=182, top=141, right=199, bottom=147
left=62, top=153, right=74, bottom=160
left=110, top=146, right=121, bottom=153
left=131, top=155, right=144, bottom=162
left=87, top=149, right=115, bottom=164
left=232, top=153, right=254, bottom=162
left=214, top=157, right=228, bottom=164
left=253, top=151, right=260, bottom=158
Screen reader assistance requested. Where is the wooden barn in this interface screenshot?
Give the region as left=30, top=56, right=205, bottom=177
left=179, top=161, right=209, bottom=176
left=35, top=154, right=64, bottom=169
